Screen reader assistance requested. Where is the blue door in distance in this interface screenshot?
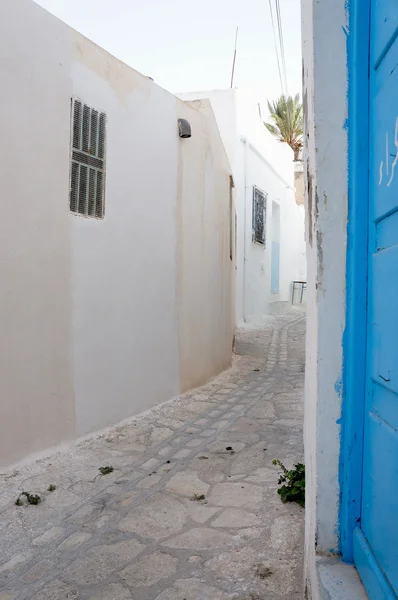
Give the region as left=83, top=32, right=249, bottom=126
left=353, top=2, right=398, bottom=598
left=271, top=241, right=280, bottom=294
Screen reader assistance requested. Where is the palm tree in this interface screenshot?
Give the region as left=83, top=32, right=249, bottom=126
left=264, top=94, right=303, bottom=161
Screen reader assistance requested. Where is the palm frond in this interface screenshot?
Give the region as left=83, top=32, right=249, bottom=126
left=264, top=94, right=303, bottom=159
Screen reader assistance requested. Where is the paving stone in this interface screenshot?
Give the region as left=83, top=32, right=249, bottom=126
left=173, top=448, right=192, bottom=459
left=141, top=457, right=159, bottom=470
left=214, top=420, right=229, bottom=429
left=0, top=594, right=19, bottom=600
left=67, top=503, right=97, bottom=523
left=205, top=545, right=259, bottom=580
left=270, top=515, right=303, bottom=555
left=200, top=429, right=217, bottom=437
left=115, top=491, right=139, bottom=507
left=33, top=527, right=64, bottom=546
left=0, top=552, right=32, bottom=575
left=154, top=578, right=234, bottom=600
left=245, top=467, right=278, bottom=484
left=249, top=403, right=277, bottom=419
left=171, top=436, right=186, bottom=445
left=184, top=503, right=220, bottom=523
left=22, top=560, right=53, bottom=583
left=87, top=583, right=132, bottom=600
left=58, top=532, right=91, bottom=551
left=119, top=551, right=178, bottom=587
left=207, top=441, right=245, bottom=453
left=31, top=580, right=79, bottom=600
left=63, top=539, right=143, bottom=585
left=186, top=427, right=201, bottom=434
left=149, top=427, right=174, bottom=445
left=118, top=493, right=187, bottom=539
left=163, top=527, right=235, bottom=550
left=156, top=417, right=185, bottom=429
left=166, top=471, right=209, bottom=497
left=211, top=508, right=260, bottom=528
left=158, top=445, right=174, bottom=457
left=208, top=482, right=263, bottom=509
left=137, top=474, right=162, bottom=489
left=185, top=438, right=203, bottom=448
left=94, top=513, right=115, bottom=528
left=230, top=417, right=262, bottom=432
left=194, top=419, right=209, bottom=426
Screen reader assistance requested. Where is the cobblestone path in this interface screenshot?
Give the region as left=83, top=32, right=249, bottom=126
left=0, top=310, right=305, bottom=600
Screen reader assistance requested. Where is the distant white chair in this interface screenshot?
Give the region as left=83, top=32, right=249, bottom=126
left=292, top=281, right=307, bottom=304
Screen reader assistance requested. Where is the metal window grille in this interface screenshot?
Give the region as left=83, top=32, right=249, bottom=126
left=70, top=98, right=107, bottom=218
left=252, top=186, right=267, bottom=245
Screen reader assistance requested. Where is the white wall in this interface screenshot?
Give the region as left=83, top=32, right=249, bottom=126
left=302, top=0, right=348, bottom=596
left=69, top=36, right=182, bottom=436
left=0, top=0, right=233, bottom=466
left=176, top=99, right=234, bottom=392
left=178, top=88, right=307, bottom=324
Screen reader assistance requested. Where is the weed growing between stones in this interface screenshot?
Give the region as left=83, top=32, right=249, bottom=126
left=15, top=492, right=42, bottom=506
left=99, top=466, right=114, bottom=475
left=272, top=459, right=305, bottom=507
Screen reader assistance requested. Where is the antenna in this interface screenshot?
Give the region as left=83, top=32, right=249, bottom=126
left=230, top=26, right=239, bottom=88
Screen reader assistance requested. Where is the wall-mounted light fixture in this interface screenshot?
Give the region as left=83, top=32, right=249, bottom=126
left=178, top=118, right=191, bottom=138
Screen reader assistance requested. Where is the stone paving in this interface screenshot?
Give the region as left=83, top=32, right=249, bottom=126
left=0, top=310, right=305, bottom=600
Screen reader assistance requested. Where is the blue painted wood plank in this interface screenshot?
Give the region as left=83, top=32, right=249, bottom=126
left=353, top=527, right=396, bottom=599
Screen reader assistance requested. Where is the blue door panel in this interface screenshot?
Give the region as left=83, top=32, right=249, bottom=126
left=370, top=383, right=398, bottom=434
left=354, top=528, right=397, bottom=600
left=361, top=406, right=398, bottom=592
left=376, top=209, right=398, bottom=251
left=370, top=247, right=398, bottom=390
left=371, top=46, right=398, bottom=220
left=354, top=0, right=398, bottom=597
left=370, top=0, right=398, bottom=67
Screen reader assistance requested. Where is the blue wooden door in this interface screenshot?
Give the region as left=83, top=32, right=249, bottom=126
left=353, top=2, right=398, bottom=597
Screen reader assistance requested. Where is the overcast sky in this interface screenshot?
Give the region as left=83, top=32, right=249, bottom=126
left=34, top=0, right=302, bottom=103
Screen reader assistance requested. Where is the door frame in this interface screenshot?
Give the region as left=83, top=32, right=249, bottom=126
left=340, top=0, right=371, bottom=562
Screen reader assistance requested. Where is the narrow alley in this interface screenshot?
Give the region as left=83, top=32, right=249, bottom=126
left=0, top=310, right=305, bottom=600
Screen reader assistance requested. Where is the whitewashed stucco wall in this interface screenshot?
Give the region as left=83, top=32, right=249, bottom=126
left=302, top=0, right=348, bottom=596
left=177, top=99, right=234, bottom=393
left=179, top=88, right=307, bottom=323
left=0, top=0, right=233, bottom=466
left=69, top=38, right=182, bottom=436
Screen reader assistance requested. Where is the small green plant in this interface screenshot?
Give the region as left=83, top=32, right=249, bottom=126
left=24, top=492, right=42, bottom=505
left=99, top=466, right=114, bottom=475
left=272, top=459, right=305, bottom=507
left=190, top=494, right=206, bottom=502
left=15, top=491, right=42, bottom=506
left=47, top=484, right=56, bottom=492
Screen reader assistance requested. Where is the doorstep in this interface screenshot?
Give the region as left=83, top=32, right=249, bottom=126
left=317, top=556, right=368, bottom=600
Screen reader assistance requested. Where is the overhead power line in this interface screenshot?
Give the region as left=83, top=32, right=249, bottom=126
left=230, top=26, right=239, bottom=88
left=275, top=0, right=289, bottom=96
left=268, top=0, right=284, bottom=95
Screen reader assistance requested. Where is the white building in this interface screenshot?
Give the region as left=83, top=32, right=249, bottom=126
left=179, top=89, right=307, bottom=323
left=0, top=0, right=235, bottom=468
left=302, top=0, right=398, bottom=598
